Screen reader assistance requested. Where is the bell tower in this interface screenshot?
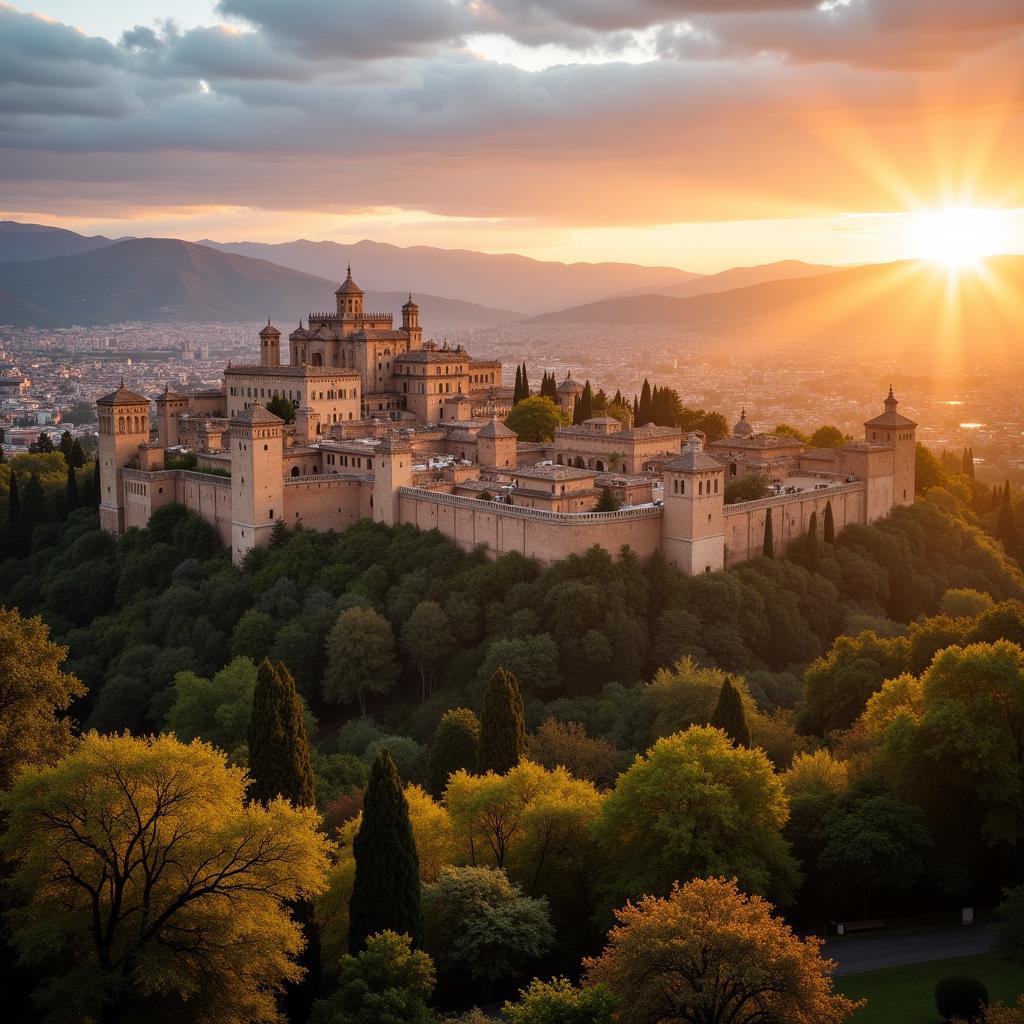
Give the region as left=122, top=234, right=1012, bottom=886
left=661, top=434, right=725, bottom=575
left=96, top=382, right=151, bottom=535
left=259, top=319, right=281, bottom=367
left=230, top=402, right=284, bottom=563
left=335, top=265, right=365, bottom=318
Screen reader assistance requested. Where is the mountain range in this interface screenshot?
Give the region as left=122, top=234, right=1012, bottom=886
left=531, top=256, right=1024, bottom=356
left=0, top=236, right=522, bottom=328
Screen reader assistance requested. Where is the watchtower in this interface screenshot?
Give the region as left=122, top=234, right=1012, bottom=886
left=96, top=382, right=151, bottom=535
left=864, top=386, right=917, bottom=506
left=372, top=436, right=413, bottom=526
left=477, top=415, right=517, bottom=469
left=230, top=402, right=284, bottom=562
left=661, top=434, right=725, bottom=575
left=335, top=265, right=365, bottom=317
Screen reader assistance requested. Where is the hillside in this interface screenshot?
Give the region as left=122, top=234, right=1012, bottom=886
left=0, top=238, right=522, bottom=327
left=0, top=220, right=113, bottom=263
left=530, top=257, right=1024, bottom=354
left=611, top=259, right=844, bottom=299
left=199, top=236, right=696, bottom=315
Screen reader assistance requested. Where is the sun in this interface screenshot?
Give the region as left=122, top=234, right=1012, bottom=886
left=906, top=206, right=1010, bottom=270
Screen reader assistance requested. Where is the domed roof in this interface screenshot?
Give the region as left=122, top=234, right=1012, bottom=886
left=259, top=318, right=280, bottom=338
left=402, top=293, right=418, bottom=309
left=335, top=265, right=364, bottom=296
left=733, top=409, right=753, bottom=437
left=556, top=371, right=584, bottom=394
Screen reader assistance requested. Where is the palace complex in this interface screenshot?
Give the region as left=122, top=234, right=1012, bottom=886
left=97, top=269, right=917, bottom=573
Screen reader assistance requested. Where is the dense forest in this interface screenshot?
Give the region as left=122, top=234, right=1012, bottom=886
left=5, top=442, right=1024, bottom=1022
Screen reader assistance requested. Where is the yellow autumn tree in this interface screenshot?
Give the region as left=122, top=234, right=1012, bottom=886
left=0, top=732, right=331, bottom=1024
left=0, top=606, right=85, bottom=789
left=585, top=877, right=860, bottom=1024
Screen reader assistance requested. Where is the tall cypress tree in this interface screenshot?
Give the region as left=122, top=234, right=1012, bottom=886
left=521, top=363, right=530, bottom=399
left=7, top=470, right=20, bottom=531
left=580, top=380, right=594, bottom=421
left=426, top=707, right=480, bottom=797
left=823, top=499, right=835, bottom=544
left=21, top=472, right=46, bottom=541
left=248, top=659, right=317, bottom=1022
left=513, top=364, right=523, bottom=405
left=248, top=659, right=315, bottom=807
left=762, top=509, right=774, bottom=558
left=806, top=510, right=819, bottom=568
left=638, top=379, right=653, bottom=425
left=69, top=438, right=86, bottom=468
left=348, top=749, right=423, bottom=953
left=632, top=395, right=640, bottom=422
left=710, top=678, right=752, bottom=748
left=478, top=667, right=525, bottom=775
left=65, top=464, right=79, bottom=514
left=59, top=430, right=74, bottom=465
left=572, top=394, right=582, bottom=425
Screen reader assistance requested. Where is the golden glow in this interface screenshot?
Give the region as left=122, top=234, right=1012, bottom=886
left=905, top=207, right=1012, bottom=270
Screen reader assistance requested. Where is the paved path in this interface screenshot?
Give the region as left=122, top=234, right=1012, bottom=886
left=825, top=924, right=994, bottom=977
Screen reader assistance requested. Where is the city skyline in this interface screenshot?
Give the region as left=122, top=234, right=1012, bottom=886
left=3, top=0, right=1024, bottom=271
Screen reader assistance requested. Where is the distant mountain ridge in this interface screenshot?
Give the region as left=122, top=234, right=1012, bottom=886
left=529, top=256, right=1024, bottom=354
left=611, top=259, right=845, bottom=300
left=0, top=220, right=114, bottom=262
left=0, top=238, right=522, bottom=328
left=198, top=237, right=697, bottom=315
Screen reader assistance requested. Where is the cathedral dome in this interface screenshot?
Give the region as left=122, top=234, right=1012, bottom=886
left=733, top=409, right=754, bottom=437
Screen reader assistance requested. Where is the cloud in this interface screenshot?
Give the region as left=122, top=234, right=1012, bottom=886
left=1, top=0, right=1023, bottom=237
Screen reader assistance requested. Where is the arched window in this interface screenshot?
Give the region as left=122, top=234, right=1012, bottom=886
left=117, top=416, right=125, bottom=432
left=698, top=480, right=704, bottom=496
left=291, top=466, right=300, bottom=477
left=595, top=460, right=604, bottom=471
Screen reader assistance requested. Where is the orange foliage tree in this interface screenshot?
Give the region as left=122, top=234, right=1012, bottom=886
left=584, top=877, right=860, bottom=1024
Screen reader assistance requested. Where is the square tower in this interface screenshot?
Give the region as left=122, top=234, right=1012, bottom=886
left=661, top=434, right=726, bottom=575
left=230, top=402, right=284, bottom=563
left=96, top=383, right=151, bottom=535
left=863, top=387, right=917, bottom=506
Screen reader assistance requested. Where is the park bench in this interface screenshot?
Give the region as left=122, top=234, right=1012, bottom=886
left=833, top=919, right=886, bottom=935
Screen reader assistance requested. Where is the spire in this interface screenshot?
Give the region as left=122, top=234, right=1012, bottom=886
left=884, top=385, right=898, bottom=411
left=346, top=264, right=352, bottom=279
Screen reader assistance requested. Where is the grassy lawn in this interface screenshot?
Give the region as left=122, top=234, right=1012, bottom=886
left=839, top=953, right=1024, bottom=1023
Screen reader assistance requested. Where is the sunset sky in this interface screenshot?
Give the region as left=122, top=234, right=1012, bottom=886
left=4, top=0, right=1024, bottom=271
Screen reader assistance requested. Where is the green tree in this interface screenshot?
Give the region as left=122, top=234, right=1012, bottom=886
left=579, top=380, right=594, bottom=422
left=594, top=486, right=619, bottom=512
left=599, top=727, right=799, bottom=906
left=763, top=509, right=774, bottom=558
left=963, top=447, right=976, bottom=479
left=521, top=363, right=530, bottom=399
left=91, top=458, right=100, bottom=507
left=65, top=462, right=79, bottom=513
left=479, top=667, right=526, bottom=774
left=817, top=782, right=932, bottom=915
left=505, top=396, right=562, bottom=443
left=503, top=977, right=616, bottom=1024
left=267, top=394, right=296, bottom=423
left=0, top=607, right=85, bottom=789
left=59, top=430, right=74, bottom=464
left=725, top=473, right=769, bottom=504
left=21, top=471, right=47, bottom=537
left=325, top=606, right=399, bottom=715
left=29, top=431, right=55, bottom=454
left=709, top=677, right=752, bottom=747
left=994, top=885, right=1024, bottom=968
left=249, top=659, right=316, bottom=807
left=422, top=866, right=554, bottom=987
left=6, top=468, right=20, bottom=533
left=584, top=877, right=858, bottom=1024
left=527, top=718, right=620, bottom=788
left=69, top=437, right=87, bottom=469
left=808, top=425, right=849, bottom=449
left=349, top=749, right=424, bottom=953
left=773, top=423, right=809, bottom=443
left=0, top=733, right=330, bottom=1024
left=514, top=364, right=523, bottom=405
left=637, top=379, right=653, bottom=426
left=311, top=931, right=435, bottom=1024
left=401, top=600, right=455, bottom=702
left=165, top=657, right=258, bottom=755
left=427, top=708, right=480, bottom=797
left=824, top=500, right=836, bottom=544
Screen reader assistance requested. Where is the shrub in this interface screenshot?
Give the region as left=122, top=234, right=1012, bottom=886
left=935, top=975, right=989, bottom=1022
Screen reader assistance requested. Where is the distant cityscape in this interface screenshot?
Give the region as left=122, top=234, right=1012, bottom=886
left=4, top=317, right=1022, bottom=484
